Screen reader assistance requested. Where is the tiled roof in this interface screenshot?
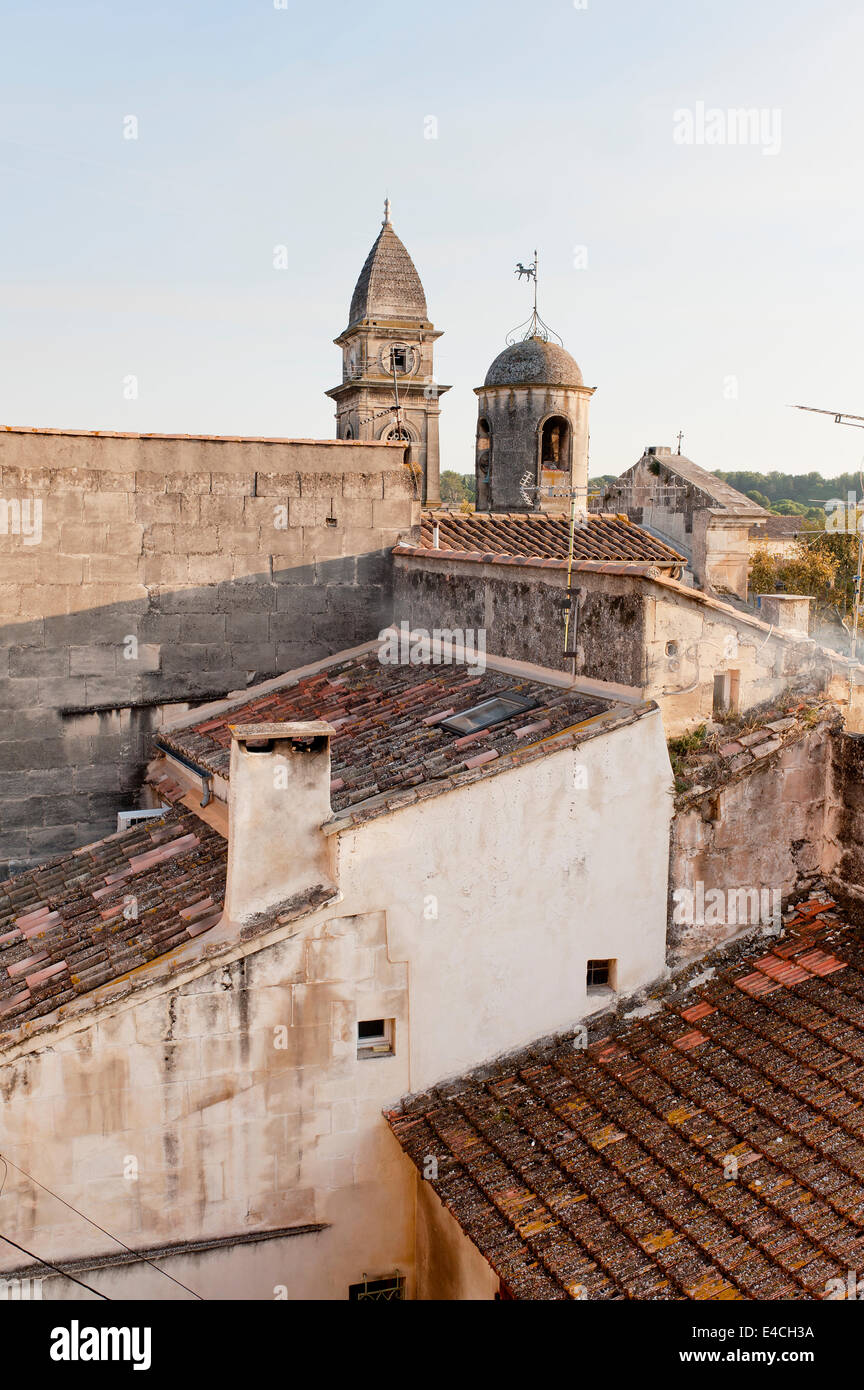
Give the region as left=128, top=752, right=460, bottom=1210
left=400, top=512, right=685, bottom=568
left=348, top=220, right=428, bottom=325
left=0, top=810, right=227, bottom=1034
left=388, top=897, right=864, bottom=1301
left=159, top=652, right=616, bottom=814
left=752, top=514, right=806, bottom=539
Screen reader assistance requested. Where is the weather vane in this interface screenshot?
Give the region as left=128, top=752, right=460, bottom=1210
left=507, top=248, right=563, bottom=347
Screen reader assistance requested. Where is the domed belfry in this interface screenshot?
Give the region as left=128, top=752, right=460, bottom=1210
left=327, top=201, right=449, bottom=506
left=474, top=273, right=594, bottom=513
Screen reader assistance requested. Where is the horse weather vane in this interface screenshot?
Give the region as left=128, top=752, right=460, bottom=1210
left=507, top=249, right=562, bottom=347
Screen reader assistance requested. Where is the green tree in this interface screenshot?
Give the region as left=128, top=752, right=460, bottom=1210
left=439, top=471, right=475, bottom=505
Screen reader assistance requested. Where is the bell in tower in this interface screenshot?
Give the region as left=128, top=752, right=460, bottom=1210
left=326, top=201, right=450, bottom=506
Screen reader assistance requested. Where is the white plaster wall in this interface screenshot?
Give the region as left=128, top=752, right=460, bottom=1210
left=337, top=710, right=673, bottom=1092
left=0, top=708, right=671, bottom=1299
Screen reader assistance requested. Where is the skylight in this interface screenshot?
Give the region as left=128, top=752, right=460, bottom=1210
left=441, top=691, right=538, bottom=736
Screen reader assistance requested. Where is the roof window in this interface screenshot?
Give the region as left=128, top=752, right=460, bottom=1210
left=440, top=691, right=538, bottom=736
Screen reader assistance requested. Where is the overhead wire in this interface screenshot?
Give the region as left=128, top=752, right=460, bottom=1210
left=0, top=1152, right=203, bottom=1300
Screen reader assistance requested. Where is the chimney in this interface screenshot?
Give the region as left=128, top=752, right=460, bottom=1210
left=224, top=721, right=337, bottom=926
left=756, top=594, right=813, bottom=639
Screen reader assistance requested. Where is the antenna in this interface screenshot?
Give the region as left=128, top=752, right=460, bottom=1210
left=790, top=404, right=864, bottom=429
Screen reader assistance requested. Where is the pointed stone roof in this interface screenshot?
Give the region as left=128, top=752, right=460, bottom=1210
left=348, top=205, right=428, bottom=326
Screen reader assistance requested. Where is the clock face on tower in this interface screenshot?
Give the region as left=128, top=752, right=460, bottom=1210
left=379, top=343, right=419, bottom=377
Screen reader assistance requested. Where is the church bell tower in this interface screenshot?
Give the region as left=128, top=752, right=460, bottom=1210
left=326, top=201, right=449, bottom=506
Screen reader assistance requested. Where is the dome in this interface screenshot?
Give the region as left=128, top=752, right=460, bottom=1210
left=484, top=336, right=583, bottom=388
left=348, top=215, right=428, bottom=326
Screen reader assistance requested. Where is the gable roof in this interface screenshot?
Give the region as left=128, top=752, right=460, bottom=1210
left=388, top=896, right=864, bottom=1300
left=752, top=514, right=806, bottom=539
left=0, top=809, right=227, bottom=1035
left=612, top=453, right=767, bottom=516
left=396, top=512, right=686, bottom=569
left=157, top=650, right=631, bottom=818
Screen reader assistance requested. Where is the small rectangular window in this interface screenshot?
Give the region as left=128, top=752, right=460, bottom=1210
left=390, top=348, right=407, bottom=372
left=587, top=959, right=616, bottom=991
left=357, top=1019, right=394, bottom=1058
left=441, top=692, right=538, bottom=736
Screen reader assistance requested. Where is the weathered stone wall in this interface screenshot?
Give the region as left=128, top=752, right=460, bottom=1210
left=669, top=724, right=835, bottom=962
left=643, top=586, right=833, bottom=736
left=826, top=731, right=864, bottom=892
left=0, top=429, right=417, bottom=873
left=392, top=556, right=646, bottom=687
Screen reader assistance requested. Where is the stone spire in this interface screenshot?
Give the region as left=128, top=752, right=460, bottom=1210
left=327, top=206, right=449, bottom=506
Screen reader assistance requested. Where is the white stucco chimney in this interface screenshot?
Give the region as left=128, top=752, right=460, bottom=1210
left=224, top=721, right=337, bottom=926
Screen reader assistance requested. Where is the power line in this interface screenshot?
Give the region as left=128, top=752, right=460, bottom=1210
left=0, top=1153, right=203, bottom=1301
left=0, top=1233, right=110, bottom=1299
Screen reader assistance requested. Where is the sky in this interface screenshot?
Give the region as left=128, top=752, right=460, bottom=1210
left=2, top=0, right=863, bottom=482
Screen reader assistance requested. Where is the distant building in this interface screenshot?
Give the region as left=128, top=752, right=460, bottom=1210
left=597, top=446, right=767, bottom=600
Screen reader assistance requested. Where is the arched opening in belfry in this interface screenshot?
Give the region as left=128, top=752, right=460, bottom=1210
left=476, top=418, right=492, bottom=507
left=540, top=416, right=570, bottom=469
left=344, top=423, right=354, bottom=440
left=476, top=418, right=492, bottom=473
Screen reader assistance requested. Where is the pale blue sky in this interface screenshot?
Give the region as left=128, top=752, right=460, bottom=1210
left=2, top=0, right=862, bottom=480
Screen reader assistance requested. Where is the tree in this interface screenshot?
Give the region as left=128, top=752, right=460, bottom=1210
left=439, top=471, right=475, bottom=505
left=772, top=499, right=809, bottom=515
left=749, top=534, right=859, bottom=631
left=746, top=490, right=771, bottom=508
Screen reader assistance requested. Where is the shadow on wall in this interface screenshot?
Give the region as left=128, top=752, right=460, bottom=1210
left=0, top=552, right=394, bottom=875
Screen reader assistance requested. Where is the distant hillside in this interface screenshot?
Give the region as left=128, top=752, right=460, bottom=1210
left=713, top=470, right=860, bottom=516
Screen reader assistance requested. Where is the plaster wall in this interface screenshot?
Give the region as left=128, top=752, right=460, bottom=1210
left=0, top=707, right=672, bottom=1300
left=413, top=1172, right=500, bottom=1300
left=334, top=710, right=672, bottom=1091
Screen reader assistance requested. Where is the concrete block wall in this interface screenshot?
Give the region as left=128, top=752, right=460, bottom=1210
left=0, top=429, right=418, bottom=873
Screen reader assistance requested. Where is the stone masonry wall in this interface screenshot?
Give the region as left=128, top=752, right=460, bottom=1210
left=669, top=722, right=835, bottom=963
left=392, top=556, right=645, bottom=687
left=0, top=429, right=417, bottom=873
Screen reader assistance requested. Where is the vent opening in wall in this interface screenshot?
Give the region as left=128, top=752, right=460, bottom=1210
left=587, top=959, right=616, bottom=992
left=357, top=1019, right=395, bottom=1058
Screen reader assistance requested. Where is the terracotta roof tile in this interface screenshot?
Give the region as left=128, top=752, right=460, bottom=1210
left=388, top=902, right=864, bottom=1300
left=159, top=652, right=616, bottom=814
left=0, top=810, right=227, bottom=1035
left=402, top=511, right=686, bottom=567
